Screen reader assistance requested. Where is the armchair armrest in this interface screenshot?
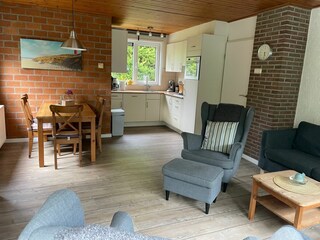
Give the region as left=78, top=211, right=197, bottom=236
left=181, top=132, right=203, bottom=150
left=19, top=189, right=85, bottom=240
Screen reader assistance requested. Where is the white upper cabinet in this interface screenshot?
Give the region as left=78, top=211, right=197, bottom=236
left=112, top=29, right=127, bottom=73
left=187, top=35, right=202, bottom=56
left=165, top=41, right=187, bottom=72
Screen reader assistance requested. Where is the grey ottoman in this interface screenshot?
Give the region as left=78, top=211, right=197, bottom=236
left=162, top=158, right=223, bottom=214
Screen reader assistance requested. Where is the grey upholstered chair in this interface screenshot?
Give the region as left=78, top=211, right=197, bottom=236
left=181, top=102, right=254, bottom=192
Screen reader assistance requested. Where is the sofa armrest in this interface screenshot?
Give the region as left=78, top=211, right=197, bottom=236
left=258, top=128, right=297, bottom=171
left=181, top=132, right=202, bottom=150
left=110, top=211, right=134, bottom=232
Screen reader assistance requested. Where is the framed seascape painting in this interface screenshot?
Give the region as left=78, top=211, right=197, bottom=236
left=20, top=38, right=82, bottom=71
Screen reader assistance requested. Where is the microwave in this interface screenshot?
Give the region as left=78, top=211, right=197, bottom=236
left=185, top=56, right=201, bottom=80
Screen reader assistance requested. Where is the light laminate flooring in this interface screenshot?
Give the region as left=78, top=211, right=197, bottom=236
left=0, top=126, right=319, bottom=239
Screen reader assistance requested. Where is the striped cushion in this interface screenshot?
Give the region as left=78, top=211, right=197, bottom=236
left=201, top=121, right=239, bottom=154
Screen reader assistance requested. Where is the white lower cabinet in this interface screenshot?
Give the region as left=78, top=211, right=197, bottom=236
left=146, top=94, right=160, bottom=121
left=162, top=95, right=183, bottom=130
left=123, top=94, right=146, bottom=122
left=112, top=92, right=181, bottom=130
left=111, top=93, right=123, bottom=109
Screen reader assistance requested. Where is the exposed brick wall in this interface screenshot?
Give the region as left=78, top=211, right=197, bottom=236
left=245, top=6, right=310, bottom=159
left=0, top=2, right=112, bottom=138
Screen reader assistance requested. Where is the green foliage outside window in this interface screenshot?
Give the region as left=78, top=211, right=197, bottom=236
left=112, top=41, right=158, bottom=83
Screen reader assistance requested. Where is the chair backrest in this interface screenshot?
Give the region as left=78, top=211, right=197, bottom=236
left=50, top=105, right=83, bottom=137
left=201, top=102, right=254, bottom=143
left=95, top=96, right=106, bottom=129
left=20, top=94, right=33, bottom=130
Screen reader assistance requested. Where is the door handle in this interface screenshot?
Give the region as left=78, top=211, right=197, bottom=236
left=239, top=94, right=247, bottom=98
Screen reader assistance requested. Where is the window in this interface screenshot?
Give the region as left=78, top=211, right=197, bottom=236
left=112, top=39, right=162, bottom=85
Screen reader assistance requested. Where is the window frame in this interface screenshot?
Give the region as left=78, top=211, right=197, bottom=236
left=128, top=38, right=162, bottom=86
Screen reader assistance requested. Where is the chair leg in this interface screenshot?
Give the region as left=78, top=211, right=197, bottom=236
left=165, top=190, right=170, bottom=200
left=79, top=140, right=82, bottom=166
left=73, top=144, right=77, bottom=155
left=54, top=141, right=58, bottom=170
left=97, top=131, right=102, bottom=152
left=28, top=131, right=33, bottom=158
left=205, top=203, right=210, bottom=214
left=222, top=182, right=228, bottom=192
left=57, top=144, right=61, bottom=156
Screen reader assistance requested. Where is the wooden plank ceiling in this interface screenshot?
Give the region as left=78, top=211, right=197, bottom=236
left=5, top=0, right=320, bottom=34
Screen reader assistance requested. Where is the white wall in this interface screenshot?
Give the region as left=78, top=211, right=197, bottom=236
left=168, top=20, right=228, bottom=43
left=294, top=7, right=320, bottom=127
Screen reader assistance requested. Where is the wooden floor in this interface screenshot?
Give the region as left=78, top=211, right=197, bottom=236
left=0, top=126, right=319, bottom=239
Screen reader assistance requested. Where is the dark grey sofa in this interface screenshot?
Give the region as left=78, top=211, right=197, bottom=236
left=259, top=121, right=320, bottom=181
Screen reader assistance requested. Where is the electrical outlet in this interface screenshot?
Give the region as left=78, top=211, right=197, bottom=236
left=98, top=63, right=104, bottom=69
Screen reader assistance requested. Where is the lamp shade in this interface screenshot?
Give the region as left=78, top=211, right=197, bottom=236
left=61, top=30, right=86, bottom=51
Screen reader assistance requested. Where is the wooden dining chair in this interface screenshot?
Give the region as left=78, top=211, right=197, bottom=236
left=82, top=96, right=106, bottom=152
left=50, top=104, right=83, bottom=169
left=20, top=94, right=52, bottom=158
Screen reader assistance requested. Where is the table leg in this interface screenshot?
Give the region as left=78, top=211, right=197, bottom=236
left=294, top=206, right=303, bottom=230
left=90, top=118, right=96, bottom=162
left=248, top=178, right=259, bottom=220
left=38, top=118, right=44, bottom=167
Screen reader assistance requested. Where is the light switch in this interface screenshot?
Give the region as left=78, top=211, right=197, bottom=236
left=98, top=63, right=104, bottom=69
left=254, top=68, right=262, bottom=74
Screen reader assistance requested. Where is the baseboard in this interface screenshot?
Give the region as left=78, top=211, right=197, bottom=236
left=5, top=133, right=112, bottom=143
left=5, top=138, right=30, bottom=143
left=242, top=154, right=258, bottom=165
left=124, top=121, right=164, bottom=127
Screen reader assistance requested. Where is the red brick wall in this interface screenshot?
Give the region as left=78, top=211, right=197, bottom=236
left=0, top=2, right=112, bottom=138
left=245, top=6, right=310, bottom=159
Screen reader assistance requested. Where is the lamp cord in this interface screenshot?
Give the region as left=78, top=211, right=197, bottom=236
left=72, top=0, right=75, bottom=30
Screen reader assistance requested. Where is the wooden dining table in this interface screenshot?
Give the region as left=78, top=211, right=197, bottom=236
left=36, top=102, right=96, bottom=167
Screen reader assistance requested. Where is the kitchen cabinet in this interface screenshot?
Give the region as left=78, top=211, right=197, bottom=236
left=111, top=93, right=123, bottom=109
left=112, top=29, right=127, bottom=73
left=123, top=94, right=146, bottom=122
left=165, top=41, right=187, bottom=72
left=162, top=95, right=183, bottom=130
left=146, top=94, right=161, bottom=121
left=187, top=35, right=202, bottom=56
left=182, top=34, right=227, bottom=134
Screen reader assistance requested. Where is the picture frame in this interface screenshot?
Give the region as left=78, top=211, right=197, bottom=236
left=20, top=38, right=82, bottom=71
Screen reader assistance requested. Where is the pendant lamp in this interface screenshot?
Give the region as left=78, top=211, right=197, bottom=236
left=61, top=0, right=86, bottom=51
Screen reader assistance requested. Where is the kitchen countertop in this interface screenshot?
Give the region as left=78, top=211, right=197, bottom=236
left=111, top=90, right=184, bottom=99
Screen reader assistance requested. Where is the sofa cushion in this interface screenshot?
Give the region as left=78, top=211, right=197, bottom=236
left=181, top=149, right=233, bottom=169
left=265, top=149, right=320, bottom=175
left=55, top=224, right=168, bottom=240
left=311, top=167, right=320, bottom=182
left=293, top=121, right=320, bottom=158
left=201, top=121, right=239, bottom=154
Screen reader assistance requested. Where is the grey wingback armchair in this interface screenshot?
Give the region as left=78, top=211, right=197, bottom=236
left=181, top=102, right=254, bottom=192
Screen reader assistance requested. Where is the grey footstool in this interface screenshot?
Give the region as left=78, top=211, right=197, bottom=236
left=162, top=158, right=223, bottom=214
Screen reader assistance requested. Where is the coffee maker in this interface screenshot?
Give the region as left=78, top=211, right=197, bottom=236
left=167, top=80, right=175, bottom=92
left=111, top=77, right=119, bottom=90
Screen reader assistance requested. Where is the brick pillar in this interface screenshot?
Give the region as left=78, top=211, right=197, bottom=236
left=245, top=6, right=311, bottom=159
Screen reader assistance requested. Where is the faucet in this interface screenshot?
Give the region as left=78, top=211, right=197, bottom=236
left=144, top=75, right=151, bottom=91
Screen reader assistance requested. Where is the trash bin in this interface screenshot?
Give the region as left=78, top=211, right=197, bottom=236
left=111, top=109, right=125, bottom=136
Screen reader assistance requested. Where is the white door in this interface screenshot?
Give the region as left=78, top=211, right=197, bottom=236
left=221, top=39, right=254, bottom=106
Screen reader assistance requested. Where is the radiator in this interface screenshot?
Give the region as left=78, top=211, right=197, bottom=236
left=0, top=105, right=6, bottom=148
